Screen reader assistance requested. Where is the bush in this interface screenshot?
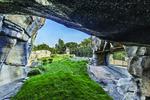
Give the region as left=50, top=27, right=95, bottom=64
left=47, top=58, right=53, bottom=63
left=38, top=66, right=46, bottom=72
left=42, top=59, right=47, bottom=65
left=51, top=54, right=55, bottom=58
left=40, top=57, right=53, bottom=64
left=27, top=68, right=42, bottom=77
left=113, top=51, right=126, bottom=60
left=69, top=54, right=74, bottom=58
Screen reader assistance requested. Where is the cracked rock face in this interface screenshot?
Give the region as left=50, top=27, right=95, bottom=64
left=0, top=15, right=45, bottom=87
left=0, top=15, right=45, bottom=66
left=125, top=46, right=150, bottom=97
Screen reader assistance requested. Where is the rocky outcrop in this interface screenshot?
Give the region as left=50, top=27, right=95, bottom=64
left=91, top=36, right=150, bottom=99
left=91, top=36, right=109, bottom=66
left=0, top=15, right=45, bottom=66
left=0, top=0, right=150, bottom=99
left=0, top=15, right=45, bottom=88
left=1, top=0, right=150, bottom=45
left=91, top=36, right=123, bottom=66
left=28, top=50, right=51, bottom=66
left=125, top=46, right=150, bottom=98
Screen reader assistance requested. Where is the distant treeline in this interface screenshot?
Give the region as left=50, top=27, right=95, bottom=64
left=33, top=38, right=92, bottom=57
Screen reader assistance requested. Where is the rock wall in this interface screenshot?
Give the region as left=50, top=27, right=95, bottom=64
left=91, top=36, right=150, bottom=99
left=0, top=15, right=45, bottom=85
left=91, top=36, right=123, bottom=66
left=125, top=46, right=150, bottom=98
left=91, top=36, right=109, bottom=66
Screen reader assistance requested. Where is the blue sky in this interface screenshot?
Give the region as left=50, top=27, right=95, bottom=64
left=35, top=19, right=90, bottom=47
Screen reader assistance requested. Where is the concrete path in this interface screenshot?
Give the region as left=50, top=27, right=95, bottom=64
left=88, top=65, right=142, bottom=100
left=0, top=78, right=25, bottom=100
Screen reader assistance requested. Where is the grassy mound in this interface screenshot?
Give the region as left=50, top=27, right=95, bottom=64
left=12, top=58, right=112, bottom=100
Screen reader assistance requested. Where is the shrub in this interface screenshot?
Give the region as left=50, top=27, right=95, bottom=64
left=27, top=68, right=42, bottom=77
left=38, top=66, right=46, bottom=72
left=51, top=54, right=55, bottom=58
left=113, top=51, right=126, bottom=60
left=47, top=58, right=53, bottom=63
left=40, top=57, right=53, bottom=64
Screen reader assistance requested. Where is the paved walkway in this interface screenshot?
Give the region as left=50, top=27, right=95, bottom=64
left=88, top=65, right=142, bottom=100
left=0, top=78, right=25, bottom=100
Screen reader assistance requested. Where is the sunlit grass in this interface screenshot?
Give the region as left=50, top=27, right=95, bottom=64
left=12, top=56, right=112, bottom=100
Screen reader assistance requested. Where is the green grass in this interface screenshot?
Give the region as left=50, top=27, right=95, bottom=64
left=51, top=54, right=73, bottom=61
left=12, top=56, right=112, bottom=100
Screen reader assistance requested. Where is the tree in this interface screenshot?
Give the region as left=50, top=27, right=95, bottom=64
left=49, top=47, right=57, bottom=54
left=65, top=42, right=78, bottom=49
left=113, top=51, right=126, bottom=60
left=65, top=42, right=78, bottom=54
left=80, top=38, right=91, bottom=47
left=33, top=44, right=49, bottom=51
left=76, top=38, right=92, bottom=57
left=55, top=39, right=66, bottom=54
left=33, top=44, right=56, bottom=54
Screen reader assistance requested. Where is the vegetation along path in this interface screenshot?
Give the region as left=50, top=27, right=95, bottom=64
left=12, top=55, right=112, bottom=100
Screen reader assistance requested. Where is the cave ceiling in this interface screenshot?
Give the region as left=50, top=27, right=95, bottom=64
left=0, top=0, right=150, bottom=46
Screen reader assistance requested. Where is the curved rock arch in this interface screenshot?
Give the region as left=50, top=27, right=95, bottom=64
left=1, top=0, right=150, bottom=45
left=0, top=0, right=150, bottom=99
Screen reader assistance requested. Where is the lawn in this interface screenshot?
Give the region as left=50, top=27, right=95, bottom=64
left=12, top=55, right=112, bottom=100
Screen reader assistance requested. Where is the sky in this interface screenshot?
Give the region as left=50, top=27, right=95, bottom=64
left=35, top=19, right=90, bottom=47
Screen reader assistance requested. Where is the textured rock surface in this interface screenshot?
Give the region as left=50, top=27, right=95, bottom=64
left=0, top=15, right=45, bottom=99
left=125, top=46, right=150, bottom=97
left=91, top=36, right=150, bottom=98
left=0, top=15, right=45, bottom=66
left=0, top=36, right=16, bottom=66
left=91, top=36, right=123, bottom=66
left=88, top=65, right=144, bottom=100
left=0, top=78, right=26, bottom=100
left=0, top=0, right=150, bottom=99
left=1, top=0, right=150, bottom=45
left=28, top=50, right=51, bottom=66
left=91, top=36, right=109, bottom=66
left=5, top=42, right=28, bottom=66
left=0, top=65, right=25, bottom=86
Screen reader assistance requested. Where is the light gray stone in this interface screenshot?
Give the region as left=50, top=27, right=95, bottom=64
left=136, top=47, right=146, bottom=56
left=129, top=56, right=143, bottom=77
left=5, top=41, right=28, bottom=66
left=126, top=46, right=150, bottom=98
left=142, top=70, right=150, bottom=96
left=0, top=36, right=16, bottom=64
left=125, top=46, right=138, bottom=58
left=0, top=64, right=26, bottom=86
left=0, top=14, right=45, bottom=98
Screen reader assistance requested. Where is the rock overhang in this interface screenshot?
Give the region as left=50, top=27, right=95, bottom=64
left=0, top=0, right=150, bottom=45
